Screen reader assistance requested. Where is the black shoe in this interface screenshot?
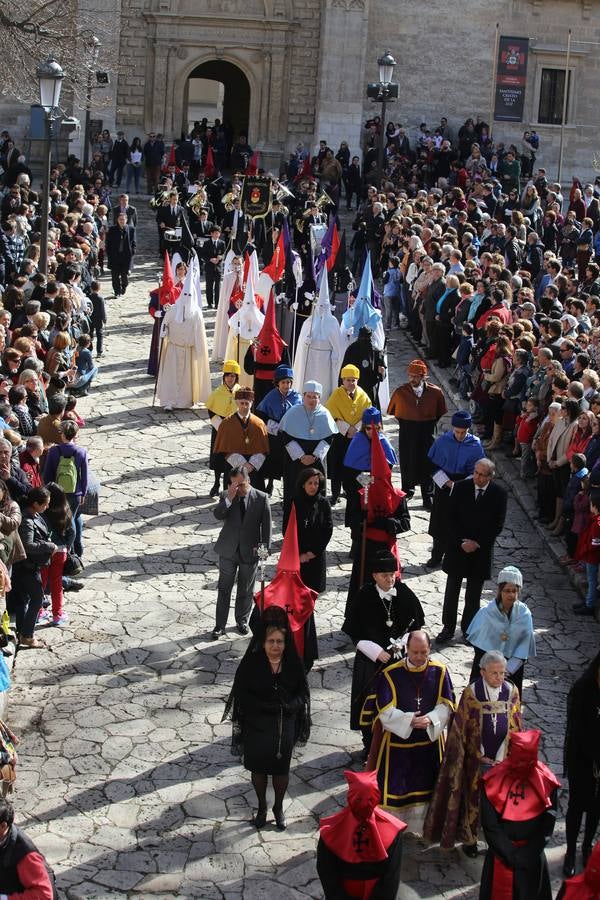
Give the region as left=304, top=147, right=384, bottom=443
left=436, top=626, right=455, bottom=644
left=272, top=805, right=287, bottom=831
left=237, top=623, right=249, bottom=635
left=573, top=604, right=595, bottom=615
left=64, top=580, right=84, bottom=592
left=462, top=843, right=478, bottom=859
left=424, top=556, right=442, bottom=568
left=1, top=646, right=13, bottom=658
left=209, top=482, right=220, bottom=498
left=404, top=489, right=415, bottom=501
left=212, top=627, right=225, bottom=640
left=253, top=808, right=267, bottom=829
left=563, top=850, right=576, bottom=878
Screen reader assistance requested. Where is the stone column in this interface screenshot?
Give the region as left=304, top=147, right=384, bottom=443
left=313, top=0, right=370, bottom=156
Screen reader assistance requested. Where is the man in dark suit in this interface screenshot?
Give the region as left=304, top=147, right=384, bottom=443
left=503, top=225, right=523, bottom=274
left=212, top=465, right=272, bottom=639
left=436, top=458, right=507, bottom=644
left=112, top=193, right=137, bottom=228
left=156, top=190, right=183, bottom=254
left=222, top=197, right=251, bottom=254
left=105, top=212, right=136, bottom=297
left=109, top=132, right=129, bottom=187
left=201, top=225, right=226, bottom=308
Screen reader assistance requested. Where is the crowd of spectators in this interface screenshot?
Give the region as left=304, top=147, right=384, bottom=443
left=0, top=129, right=105, bottom=652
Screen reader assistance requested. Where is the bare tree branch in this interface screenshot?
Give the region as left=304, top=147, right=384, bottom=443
left=0, top=0, right=120, bottom=110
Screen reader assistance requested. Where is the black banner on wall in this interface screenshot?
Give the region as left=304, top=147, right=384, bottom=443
left=494, top=36, right=529, bottom=122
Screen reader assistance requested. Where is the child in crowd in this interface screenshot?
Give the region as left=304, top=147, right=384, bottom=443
left=562, top=453, right=589, bottom=564
left=70, top=335, right=97, bottom=397
left=573, top=490, right=600, bottom=616
left=515, top=397, right=540, bottom=477
left=89, top=279, right=107, bottom=359
left=382, top=256, right=403, bottom=332
left=455, top=322, right=474, bottom=400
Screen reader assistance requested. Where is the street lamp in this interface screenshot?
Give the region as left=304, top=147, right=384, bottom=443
left=37, top=55, right=64, bottom=278
left=366, top=51, right=398, bottom=190
left=82, top=35, right=100, bottom=169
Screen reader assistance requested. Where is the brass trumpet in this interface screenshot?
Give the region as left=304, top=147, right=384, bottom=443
left=188, top=187, right=208, bottom=217
left=316, top=190, right=334, bottom=210
left=149, top=189, right=171, bottom=209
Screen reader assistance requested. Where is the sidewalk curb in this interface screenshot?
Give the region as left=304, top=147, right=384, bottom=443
left=400, top=330, right=590, bottom=605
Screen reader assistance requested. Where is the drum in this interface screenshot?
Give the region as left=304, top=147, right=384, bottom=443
left=164, top=229, right=179, bottom=243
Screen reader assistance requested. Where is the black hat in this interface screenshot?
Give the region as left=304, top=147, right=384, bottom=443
left=370, top=550, right=397, bottom=574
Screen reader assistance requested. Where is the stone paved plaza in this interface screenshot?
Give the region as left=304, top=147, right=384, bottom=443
left=5, top=209, right=599, bottom=899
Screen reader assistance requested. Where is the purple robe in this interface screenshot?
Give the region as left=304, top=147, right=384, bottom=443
left=362, top=659, right=455, bottom=810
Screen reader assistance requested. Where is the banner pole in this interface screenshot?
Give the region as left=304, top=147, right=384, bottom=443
left=557, top=28, right=572, bottom=186
left=489, top=23, right=500, bottom=141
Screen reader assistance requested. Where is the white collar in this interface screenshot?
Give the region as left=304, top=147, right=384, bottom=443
left=411, top=382, right=425, bottom=397
left=375, top=584, right=395, bottom=601
left=483, top=682, right=501, bottom=702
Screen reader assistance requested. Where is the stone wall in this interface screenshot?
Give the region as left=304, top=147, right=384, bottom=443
left=363, top=0, right=600, bottom=181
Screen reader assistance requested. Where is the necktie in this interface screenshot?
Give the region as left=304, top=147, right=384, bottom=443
left=239, top=497, right=246, bottom=520
left=476, top=488, right=483, bottom=502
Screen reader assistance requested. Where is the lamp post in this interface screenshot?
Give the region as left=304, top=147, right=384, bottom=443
left=37, top=55, right=64, bottom=278
left=83, top=35, right=100, bottom=169
left=375, top=51, right=397, bottom=191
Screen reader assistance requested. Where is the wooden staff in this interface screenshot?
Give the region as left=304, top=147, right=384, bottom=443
left=357, top=472, right=374, bottom=589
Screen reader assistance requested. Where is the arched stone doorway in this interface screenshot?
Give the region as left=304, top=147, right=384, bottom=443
left=184, top=60, right=251, bottom=142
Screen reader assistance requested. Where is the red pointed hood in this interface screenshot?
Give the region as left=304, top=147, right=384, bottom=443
left=254, top=288, right=286, bottom=364
left=483, top=730, right=561, bottom=821
left=263, top=230, right=286, bottom=282
left=158, top=252, right=181, bottom=306
left=254, top=504, right=316, bottom=656
left=563, top=841, right=600, bottom=899
left=360, top=427, right=405, bottom=521
left=320, top=770, right=406, bottom=864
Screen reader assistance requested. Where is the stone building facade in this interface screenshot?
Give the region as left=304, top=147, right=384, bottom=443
left=7, top=0, right=600, bottom=180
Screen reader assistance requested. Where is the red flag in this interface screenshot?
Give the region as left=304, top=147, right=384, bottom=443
left=158, top=251, right=180, bottom=306
left=204, top=146, right=216, bottom=178
left=326, top=222, right=341, bottom=272
left=253, top=504, right=317, bottom=657
left=262, top=230, right=286, bottom=282
left=295, top=154, right=312, bottom=183
left=245, top=150, right=260, bottom=176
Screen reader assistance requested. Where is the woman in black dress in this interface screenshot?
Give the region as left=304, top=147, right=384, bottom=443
left=224, top=607, right=310, bottom=831
left=294, top=468, right=333, bottom=593
left=563, top=650, right=600, bottom=877
left=342, top=549, right=424, bottom=755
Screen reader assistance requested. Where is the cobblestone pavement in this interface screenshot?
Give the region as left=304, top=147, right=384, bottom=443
left=6, top=207, right=599, bottom=899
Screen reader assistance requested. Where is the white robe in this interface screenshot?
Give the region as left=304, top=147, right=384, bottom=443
left=155, top=305, right=209, bottom=408
left=212, top=249, right=238, bottom=362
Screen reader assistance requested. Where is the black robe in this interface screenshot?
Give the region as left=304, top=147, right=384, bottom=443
left=564, top=664, right=600, bottom=810
left=343, top=580, right=425, bottom=730
left=479, top=790, right=557, bottom=900
left=316, top=832, right=404, bottom=900
left=280, top=432, right=334, bottom=530
left=294, top=492, right=334, bottom=593
left=227, top=646, right=310, bottom=776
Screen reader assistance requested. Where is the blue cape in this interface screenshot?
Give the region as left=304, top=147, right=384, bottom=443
left=428, top=430, right=484, bottom=476
left=343, top=431, right=397, bottom=470
left=256, top=388, right=301, bottom=422
left=279, top=402, right=338, bottom=439
left=466, top=599, right=536, bottom=660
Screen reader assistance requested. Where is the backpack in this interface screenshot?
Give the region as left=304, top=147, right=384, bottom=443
left=56, top=452, right=78, bottom=494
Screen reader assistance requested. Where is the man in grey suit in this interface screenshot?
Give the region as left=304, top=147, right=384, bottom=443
left=212, top=465, right=272, bottom=640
